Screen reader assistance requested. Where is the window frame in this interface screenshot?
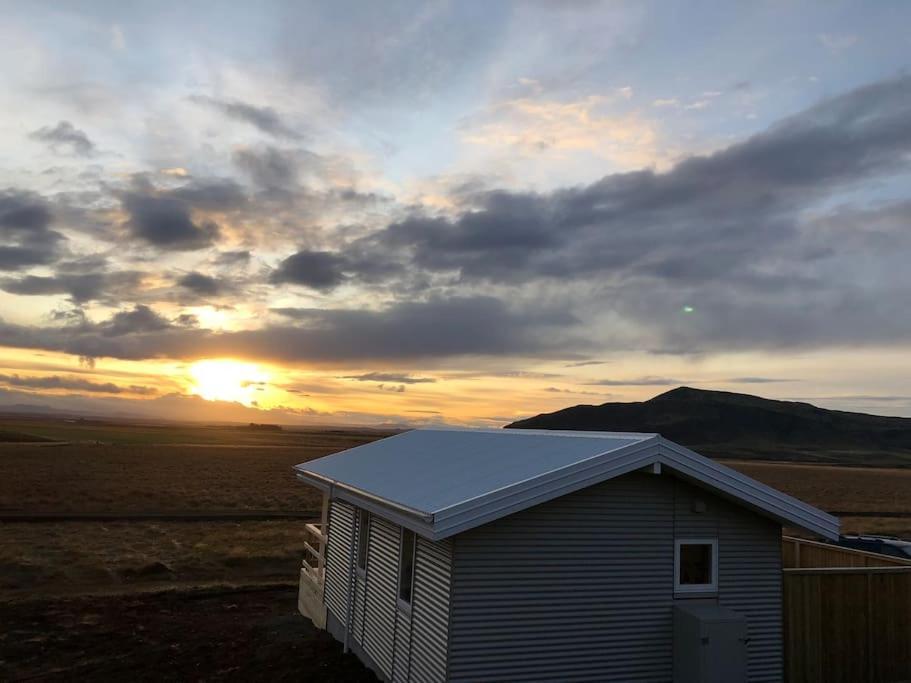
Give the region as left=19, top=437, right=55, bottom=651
left=356, top=509, right=370, bottom=577
left=397, top=528, right=417, bottom=611
left=674, top=538, right=718, bottom=595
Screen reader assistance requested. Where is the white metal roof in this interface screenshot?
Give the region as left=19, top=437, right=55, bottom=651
left=294, top=427, right=839, bottom=541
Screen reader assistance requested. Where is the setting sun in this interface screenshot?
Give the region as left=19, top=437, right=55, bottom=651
left=189, top=359, right=270, bottom=406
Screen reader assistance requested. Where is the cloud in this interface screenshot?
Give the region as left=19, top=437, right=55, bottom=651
left=0, top=296, right=580, bottom=364
left=0, top=189, right=65, bottom=270
left=460, top=94, right=658, bottom=166
left=233, top=146, right=301, bottom=191
left=0, top=373, right=156, bottom=395
left=3, top=273, right=110, bottom=303
left=269, top=250, right=348, bottom=290
left=177, top=272, right=225, bottom=296
left=214, top=250, right=251, bottom=267
left=350, top=75, right=911, bottom=352
left=342, top=372, right=436, bottom=384
left=29, top=121, right=94, bottom=156
left=586, top=377, right=685, bottom=386
left=191, top=95, right=302, bottom=139
left=122, top=192, right=220, bottom=250
left=726, top=377, right=798, bottom=384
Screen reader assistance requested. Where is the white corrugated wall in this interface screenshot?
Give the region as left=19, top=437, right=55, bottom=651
left=323, top=498, right=453, bottom=682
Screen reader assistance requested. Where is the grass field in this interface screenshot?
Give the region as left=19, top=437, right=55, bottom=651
left=2, top=416, right=909, bottom=679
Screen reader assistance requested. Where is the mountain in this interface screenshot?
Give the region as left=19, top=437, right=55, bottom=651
left=506, top=387, right=911, bottom=467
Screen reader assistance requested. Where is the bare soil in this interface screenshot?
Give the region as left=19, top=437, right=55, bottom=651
left=0, top=586, right=377, bottom=681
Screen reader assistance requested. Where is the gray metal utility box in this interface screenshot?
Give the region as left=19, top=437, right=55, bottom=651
left=673, top=603, right=748, bottom=683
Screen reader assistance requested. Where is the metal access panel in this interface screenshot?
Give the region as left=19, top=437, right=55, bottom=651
left=673, top=603, right=748, bottom=683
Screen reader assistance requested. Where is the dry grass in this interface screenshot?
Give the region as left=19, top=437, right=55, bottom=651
left=724, top=460, right=911, bottom=514
left=0, top=520, right=307, bottom=598
left=0, top=432, right=383, bottom=514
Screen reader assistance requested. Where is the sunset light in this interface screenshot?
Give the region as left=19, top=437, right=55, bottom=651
left=189, top=359, right=269, bottom=406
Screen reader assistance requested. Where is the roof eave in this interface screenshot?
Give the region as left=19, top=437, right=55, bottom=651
left=294, top=466, right=435, bottom=532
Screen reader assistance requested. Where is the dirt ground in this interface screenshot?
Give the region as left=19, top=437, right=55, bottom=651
left=0, top=586, right=377, bottom=681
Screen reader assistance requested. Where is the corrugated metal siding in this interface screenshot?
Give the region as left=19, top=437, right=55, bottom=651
left=325, top=499, right=453, bottom=683
left=448, top=472, right=784, bottom=682
left=392, top=608, right=412, bottom=683
left=718, top=506, right=783, bottom=682
left=363, top=517, right=400, bottom=678
left=449, top=473, right=676, bottom=682
left=324, top=500, right=355, bottom=621
left=672, top=480, right=783, bottom=682
left=409, top=537, right=453, bottom=683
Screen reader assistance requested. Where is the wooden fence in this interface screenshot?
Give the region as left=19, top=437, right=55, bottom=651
left=782, top=536, right=911, bottom=683
left=783, top=535, right=911, bottom=569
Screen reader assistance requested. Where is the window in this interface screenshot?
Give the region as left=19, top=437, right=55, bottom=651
left=398, top=529, right=416, bottom=606
left=356, top=509, right=370, bottom=573
left=674, top=538, right=718, bottom=593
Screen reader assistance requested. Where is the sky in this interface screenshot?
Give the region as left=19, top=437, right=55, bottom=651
left=0, top=0, right=910, bottom=426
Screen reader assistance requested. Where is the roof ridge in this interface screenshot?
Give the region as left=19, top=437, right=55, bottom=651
left=416, top=426, right=657, bottom=440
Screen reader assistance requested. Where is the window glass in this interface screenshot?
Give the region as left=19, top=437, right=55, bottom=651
left=679, top=543, right=713, bottom=585
left=357, top=509, right=370, bottom=572
left=675, top=539, right=717, bottom=593
left=398, top=529, right=416, bottom=604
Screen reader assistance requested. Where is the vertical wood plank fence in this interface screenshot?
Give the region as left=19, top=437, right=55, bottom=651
left=782, top=537, right=911, bottom=683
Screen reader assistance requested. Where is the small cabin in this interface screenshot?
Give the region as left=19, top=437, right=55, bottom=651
left=294, top=428, right=838, bottom=682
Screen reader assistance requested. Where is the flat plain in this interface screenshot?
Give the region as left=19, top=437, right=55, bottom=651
left=1, top=416, right=908, bottom=679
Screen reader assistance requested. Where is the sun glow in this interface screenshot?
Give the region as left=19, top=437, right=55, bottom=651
left=189, top=359, right=270, bottom=406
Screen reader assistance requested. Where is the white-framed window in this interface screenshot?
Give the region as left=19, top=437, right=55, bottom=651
left=356, top=509, right=370, bottom=576
left=674, top=538, right=718, bottom=594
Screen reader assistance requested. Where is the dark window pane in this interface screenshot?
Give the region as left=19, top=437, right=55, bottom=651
left=399, top=529, right=416, bottom=604
left=679, top=543, right=713, bottom=585
left=357, top=510, right=370, bottom=571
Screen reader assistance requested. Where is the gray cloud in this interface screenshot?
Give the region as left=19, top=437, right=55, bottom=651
left=177, top=271, right=225, bottom=296
left=344, top=75, right=911, bottom=353
left=29, top=121, right=94, bottom=156
left=191, top=95, right=302, bottom=139
left=0, top=296, right=580, bottom=364
left=0, top=189, right=65, bottom=270
left=166, top=178, right=247, bottom=211
left=0, top=373, right=156, bottom=395
left=0, top=270, right=144, bottom=304
left=122, top=193, right=220, bottom=250
left=214, top=250, right=251, bottom=267
left=269, top=249, right=348, bottom=290
left=586, top=377, right=686, bottom=386
left=342, top=372, right=437, bottom=384
left=233, top=146, right=301, bottom=192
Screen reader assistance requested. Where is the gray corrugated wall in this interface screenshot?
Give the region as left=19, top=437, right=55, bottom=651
left=672, top=479, right=783, bottom=682
left=322, top=498, right=453, bottom=682
left=448, top=472, right=783, bottom=682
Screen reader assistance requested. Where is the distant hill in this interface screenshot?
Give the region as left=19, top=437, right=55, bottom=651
left=506, top=387, right=911, bottom=467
